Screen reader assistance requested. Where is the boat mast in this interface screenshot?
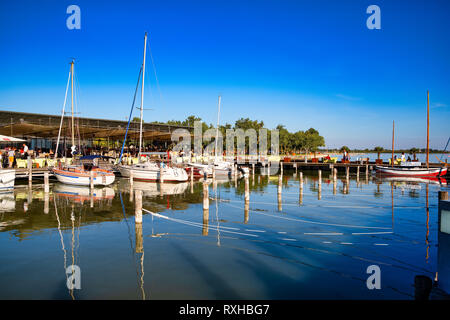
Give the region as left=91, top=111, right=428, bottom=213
left=426, top=90, right=430, bottom=168
left=215, top=95, right=221, bottom=159
left=70, top=60, right=75, bottom=148
left=139, top=32, right=148, bottom=157
left=391, top=120, right=394, bottom=167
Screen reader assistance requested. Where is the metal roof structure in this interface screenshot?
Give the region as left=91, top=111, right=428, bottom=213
left=0, top=110, right=193, bottom=142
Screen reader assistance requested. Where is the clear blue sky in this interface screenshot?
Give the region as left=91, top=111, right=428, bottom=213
left=0, top=0, right=449, bottom=149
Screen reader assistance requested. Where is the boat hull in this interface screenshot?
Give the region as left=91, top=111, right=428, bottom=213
left=0, top=169, right=15, bottom=192
left=375, top=165, right=447, bottom=177
left=52, top=168, right=115, bottom=186
left=118, top=164, right=188, bottom=182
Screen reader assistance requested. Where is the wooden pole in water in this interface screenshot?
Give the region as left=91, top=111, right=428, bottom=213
left=44, top=171, right=49, bottom=193
left=190, top=167, right=193, bottom=182
left=278, top=174, right=282, bottom=211
left=426, top=90, right=430, bottom=169
left=318, top=169, right=322, bottom=185
left=439, top=191, right=448, bottom=201
left=90, top=170, right=94, bottom=190
left=135, top=189, right=143, bottom=223
left=203, top=181, right=209, bottom=211
left=27, top=156, right=32, bottom=185
left=299, top=171, right=303, bottom=185
left=244, top=176, right=249, bottom=224
left=159, top=163, right=164, bottom=183
left=392, top=120, right=395, bottom=167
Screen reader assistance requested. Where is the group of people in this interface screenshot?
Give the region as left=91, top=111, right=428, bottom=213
left=0, top=144, right=30, bottom=168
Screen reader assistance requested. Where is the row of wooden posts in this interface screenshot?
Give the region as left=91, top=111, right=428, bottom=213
left=131, top=162, right=374, bottom=234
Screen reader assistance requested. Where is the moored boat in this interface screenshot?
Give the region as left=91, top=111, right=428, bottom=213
left=375, top=165, right=447, bottom=177
left=118, top=161, right=188, bottom=182
left=0, top=169, right=15, bottom=192
left=52, top=166, right=115, bottom=186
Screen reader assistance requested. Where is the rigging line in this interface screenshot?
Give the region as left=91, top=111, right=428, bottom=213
left=440, top=137, right=450, bottom=161
left=74, top=67, right=82, bottom=152
left=119, top=67, right=143, bottom=163
left=147, top=40, right=164, bottom=109
left=55, top=71, right=71, bottom=159
left=215, top=183, right=221, bottom=246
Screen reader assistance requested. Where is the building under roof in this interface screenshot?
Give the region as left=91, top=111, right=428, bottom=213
left=0, top=110, right=192, bottom=150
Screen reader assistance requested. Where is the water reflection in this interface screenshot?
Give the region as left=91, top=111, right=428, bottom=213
left=0, top=170, right=448, bottom=299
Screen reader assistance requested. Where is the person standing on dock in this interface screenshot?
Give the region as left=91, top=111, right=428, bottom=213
left=8, top=148, right=15, bottom=168
left=22, top=143, right=29, bottom=159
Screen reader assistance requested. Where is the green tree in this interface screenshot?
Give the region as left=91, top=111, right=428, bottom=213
left=373, top=146, right=384, bottom=160
left=304, top=128, right=325, bottom=157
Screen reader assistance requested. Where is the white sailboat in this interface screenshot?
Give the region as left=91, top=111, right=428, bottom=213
left=51, top=60, right=115, bottom=186
left=117, top=32, right=188, bottom=182
left=188, top=96, right=249, bottom=178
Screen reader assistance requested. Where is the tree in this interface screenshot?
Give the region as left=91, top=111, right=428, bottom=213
left=340, top=146, right=350, bottom=153
left=304, top=128, right=325, bottom=157
left=132, top=117, right=141, bottom=123
left=373, top=146, right=384, bottom=160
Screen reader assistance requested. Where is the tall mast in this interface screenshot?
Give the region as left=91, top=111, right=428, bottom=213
left=139, top=32, right=148, bottom=157
left=70, top=60, right=75, bottom=147
left=426, top=90, right=430, bottom=168
left=215, top=95, right=221, bottom=159
left=391, top=120, right=395, bottom=167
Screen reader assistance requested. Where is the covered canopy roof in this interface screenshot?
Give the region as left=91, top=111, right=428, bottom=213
left=0, top=134, right=26, bottom=143
left=0, top=110, right=193, bottom=142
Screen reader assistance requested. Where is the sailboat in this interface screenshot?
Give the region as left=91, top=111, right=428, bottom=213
left=51, top=60, right=116, bottom=186
left=117, top=32, right=188, bottom=182
left=187, top=96, right=249, bottom=178
left=376, top=91, right=447, bottom=177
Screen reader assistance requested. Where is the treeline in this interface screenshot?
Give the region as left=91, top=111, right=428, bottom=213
left=324, top=146, right=447, bottom=153
left=156, top=116, right=325, bottom=154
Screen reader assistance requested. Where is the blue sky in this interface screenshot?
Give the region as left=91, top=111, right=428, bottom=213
left=0, top=0, right=449, bottom=149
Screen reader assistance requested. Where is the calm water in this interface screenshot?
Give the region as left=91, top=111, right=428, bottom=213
left=0, top=170, right=449, bottom=299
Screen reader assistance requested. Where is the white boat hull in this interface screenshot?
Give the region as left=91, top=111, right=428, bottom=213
left=375, top=165, right=447, bottom=177
left=0, top=169, right=15, bottom=192
left=52, top=168, right=115, bottom=186
left=118, top=164, right=188, bottom=182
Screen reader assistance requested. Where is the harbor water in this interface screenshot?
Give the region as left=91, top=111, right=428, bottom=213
left=0, top=170, right=448, bottom=299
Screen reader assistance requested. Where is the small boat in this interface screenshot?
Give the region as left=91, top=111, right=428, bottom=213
left=375, top=165, right=447, bottom=177
left=118, top=161, right=188, bottom=182
left=116, top=33, right=188, bottom=183
left=0, top=169, right=15, bottom=192
left=375, top=91, right=448, bottom=178
left=52, top=165, right=116, bottom=186
left=51, top=60, right=116, bottom=186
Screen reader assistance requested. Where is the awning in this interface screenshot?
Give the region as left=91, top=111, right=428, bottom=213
left=0, top=135, right=26, bottom=143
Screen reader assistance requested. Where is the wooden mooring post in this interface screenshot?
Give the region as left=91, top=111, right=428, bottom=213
left=135, top=189, right=143, bottom=253
left=90, top=170, right=94, bottom=190
left=202, top=181, right=209, bottom=235
left=278, top=174, right=282, bottom=211
left=27, top=156, right=32, bottom=186
left=135, top=189, right=143, bottom=223
left=44, top=171, right=49, bottom=193
left=244, top=176, right=249, bottom=224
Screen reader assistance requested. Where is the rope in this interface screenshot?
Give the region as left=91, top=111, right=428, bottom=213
left=119, top=67, right=142, bottom=163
